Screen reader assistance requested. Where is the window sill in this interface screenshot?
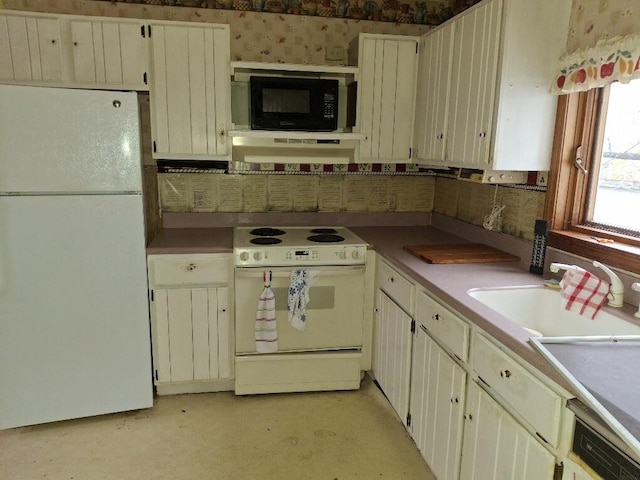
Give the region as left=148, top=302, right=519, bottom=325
left=548, top=229, right=640, bottom=274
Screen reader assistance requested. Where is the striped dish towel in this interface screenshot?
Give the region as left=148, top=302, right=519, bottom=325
left=560, top=267, right=610, bottom=319
left=255, top=271, right=278, bottom=353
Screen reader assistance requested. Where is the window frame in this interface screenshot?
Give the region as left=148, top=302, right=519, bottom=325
left=545, top=88, right=640, bottom=273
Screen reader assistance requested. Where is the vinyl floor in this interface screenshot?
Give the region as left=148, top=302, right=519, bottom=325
left=0, top=376, right=435, bottom=479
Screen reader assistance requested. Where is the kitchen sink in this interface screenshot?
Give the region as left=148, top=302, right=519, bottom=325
left=467, top=286, right=640, bottom=337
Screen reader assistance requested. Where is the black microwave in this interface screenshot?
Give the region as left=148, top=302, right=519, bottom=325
left=250, top=76, right=339, bottom=131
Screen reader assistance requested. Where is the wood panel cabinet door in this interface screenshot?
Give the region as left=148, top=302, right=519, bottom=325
left=447, top=0, right=502, bottom=168
left=69, top=19, right=147, bottom=89
left=413, top=22, right=454, bottom=165
left=460, top=381, right=556, bottom=480
left=373, top=290, right=413, bottom=424
left=150, top=23, right=230, bottom=160
left=357, top=35, right=418, bottom=163
left=151, top=287, right=231, bottom=384
left=0, top=13, right=62, bottom=83
left=409, top=326, right=466, bottom=480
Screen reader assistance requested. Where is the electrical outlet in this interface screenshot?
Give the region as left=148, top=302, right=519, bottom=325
left=536, top=171, right=548, bottom=187
left=325, top=46, right=345, bottom=62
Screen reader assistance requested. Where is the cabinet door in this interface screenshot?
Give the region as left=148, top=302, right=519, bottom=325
left=152, top=287, right=231, bottom=384
left=69, top=19, right=147, bottom=89
left=460, top=381, right=556, bottom=480
left=447, top=0, right=502, bottom=167
left=150, top=23, right=230, bottom=159
left=374, top=290, right=413, bottom=424
left=0, top=13, right=62, bottom=83
left=413, top=22, right=454, bottom=165
left=358, top=35, right=418, bottom=163
left=410, top=326, right=466, bottom=480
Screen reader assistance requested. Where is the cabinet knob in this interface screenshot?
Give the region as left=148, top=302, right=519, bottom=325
left=500, top=369, right=512, bottom=378
left=436, top=133, right=444, bottom=140
left=388, top=276, right=394, bottom=283
left=186, top=263, right=197, bottom=271
left=478, top=132, right=487, bottom=138
left=432, top=313, right=441, bottom=321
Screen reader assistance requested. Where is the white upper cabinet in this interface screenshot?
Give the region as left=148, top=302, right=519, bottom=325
left=413, top=22, right=454, bottom=165
left=149, top=22, right=231, bottom=160
left=414, top=0, right=571, bottom=171
left=353, top=34, right=418, bottom=164
left=69, top=19, right=148, bottom=89
left=0, top=12, right=63, bottom=83
left=0, top=10, right=148, bottom=90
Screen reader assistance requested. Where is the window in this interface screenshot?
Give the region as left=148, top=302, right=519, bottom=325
left=546, top=81, right=640, bottom=273
left=587, top=79, right=640, bottom=234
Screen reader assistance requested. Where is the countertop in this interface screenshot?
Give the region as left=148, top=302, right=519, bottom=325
left=146, top=227, right=232, bottom=254
left=351, top=225, right=640, bottom=394
left=146, top=223, right=640, bottom=395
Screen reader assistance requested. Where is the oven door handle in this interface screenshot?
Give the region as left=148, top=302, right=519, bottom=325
left=235, top=266, right=365, bottom=278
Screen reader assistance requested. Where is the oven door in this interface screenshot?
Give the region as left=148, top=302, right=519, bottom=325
left=235, top=266, right=365, bottom=354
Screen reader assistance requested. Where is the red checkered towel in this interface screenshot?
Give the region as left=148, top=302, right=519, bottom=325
left=559, top=267, right=610, bottom=319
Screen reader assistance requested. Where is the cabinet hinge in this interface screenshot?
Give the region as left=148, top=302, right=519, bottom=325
left=406, top=412, right=412, bottom=426
left=153, top=141, right=157, bottom=153
left=410, top=319, right=416, bottom=334
left=150, top=290, right=155, bottom=302
left=409, top=147, right=412, bottom=159
left=415, top=43, right=418, bottom=54
left=148, top=25, right=152, bottom=38
left=154, top=369, right=158, bottom=381
left=141, top=25, right=145, bottom=38
left=536, top=431, right=549, bottom=444
left=143, top=72, right=148, bottom=85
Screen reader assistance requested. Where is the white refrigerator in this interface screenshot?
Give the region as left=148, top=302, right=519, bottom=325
left=0, top=84, right=153, bottom=429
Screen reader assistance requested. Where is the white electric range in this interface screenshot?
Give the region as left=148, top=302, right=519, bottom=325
left=233, top=226, right=368, bottom=395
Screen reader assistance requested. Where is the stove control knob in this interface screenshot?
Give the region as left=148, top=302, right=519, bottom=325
left=351, top=249, right=361, bottom=260
left=239, top=251, right=249, bottom=262
left=253, top=251, right=263, bottom=261
left=338, top=250, right=347, bottom=260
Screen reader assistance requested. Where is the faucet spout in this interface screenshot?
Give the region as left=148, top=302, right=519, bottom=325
left=593, top=261, right=624, bottom=307
left=549, top=263, right=579, bottom=274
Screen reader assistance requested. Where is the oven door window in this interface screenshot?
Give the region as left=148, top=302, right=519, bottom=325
left=235, top=267, right=364, bottom=354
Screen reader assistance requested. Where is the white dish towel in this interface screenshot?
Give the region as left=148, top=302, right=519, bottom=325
left=288, top=269, right=319, bottom=331
left=255, top=271, right=278, bottom=353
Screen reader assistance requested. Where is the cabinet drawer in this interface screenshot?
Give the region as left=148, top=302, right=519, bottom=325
left=415, top=290, right=469, bottom=362
left=377, top=260, right=414, bottom=314
left=148, top=255, right=229, bottom=287
left=472, top=333, right=562, bottom=447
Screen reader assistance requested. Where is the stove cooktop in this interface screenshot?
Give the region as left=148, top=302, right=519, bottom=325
left=233, top=226, right=368, bottom=267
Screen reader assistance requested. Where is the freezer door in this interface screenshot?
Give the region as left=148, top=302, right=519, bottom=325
left=0, top=84, right=141, bottom=194
left=0, top=195, right=152, bottom=428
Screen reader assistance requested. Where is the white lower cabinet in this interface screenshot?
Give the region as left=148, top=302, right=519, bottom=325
left=374, top=289, right=413, bottom=424
left=460, top=381, right=556, bottom=480
left=147, top=254, right=234, bottom=394
left=410, top=325, right=466, bottom=480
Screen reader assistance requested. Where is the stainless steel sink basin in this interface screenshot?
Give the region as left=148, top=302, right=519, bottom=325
left=467, top=286, right=640, bottom=337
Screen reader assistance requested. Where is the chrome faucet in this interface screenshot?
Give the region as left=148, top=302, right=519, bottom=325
left=550, top=261, right=624, bottom=308
left=593, top=261, right=624, bottom=308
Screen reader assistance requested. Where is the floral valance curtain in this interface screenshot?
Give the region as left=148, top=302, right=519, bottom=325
left=552, top=32, right=640, bottom=95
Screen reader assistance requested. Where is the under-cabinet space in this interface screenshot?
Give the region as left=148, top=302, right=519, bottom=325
left=410, top=325, right=466, bottom=480
left=147, top=254, right=234, bottom=395
left=460, top=380, right=557, bottom=479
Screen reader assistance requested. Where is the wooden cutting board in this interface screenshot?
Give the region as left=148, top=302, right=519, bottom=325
left=403, top=243, right=519, bottom=264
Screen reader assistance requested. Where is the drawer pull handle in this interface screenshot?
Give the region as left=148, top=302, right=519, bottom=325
left=500, top=369, right=512, bottom=378
left=186, top=263, right=197, bottom=271
left=432, top=313, right=441, bottom=321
